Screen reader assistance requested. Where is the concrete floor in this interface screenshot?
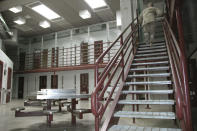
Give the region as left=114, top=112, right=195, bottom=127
left=0, top=99, right=95, bottom=131
left=0, top=99, right=196, bottom=131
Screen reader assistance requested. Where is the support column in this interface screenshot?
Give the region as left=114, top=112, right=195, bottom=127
left=120, top=0, right=133, bottom=31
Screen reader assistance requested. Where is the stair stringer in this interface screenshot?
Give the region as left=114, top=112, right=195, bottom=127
left=100, top=45, right=137, bottom=131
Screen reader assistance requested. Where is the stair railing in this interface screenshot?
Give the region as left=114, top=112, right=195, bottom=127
left=91, top=17, right=139, bottom=131
left=163, top=17, right=193, bottom=131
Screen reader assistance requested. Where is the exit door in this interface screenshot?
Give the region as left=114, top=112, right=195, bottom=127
left=0, top=61, right=3, bottom=102
left=80, top=73, right=89, bottom=100
left=18, top=77, right=24, bottom=99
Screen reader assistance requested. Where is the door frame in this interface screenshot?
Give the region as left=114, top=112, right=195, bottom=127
left=39, top=76, right=47, bottom=90
left=51, top=75, right=58, bottom=89
left=6, top=68, right=12, bottom=103
left=80, top=73, right=89, bottom=100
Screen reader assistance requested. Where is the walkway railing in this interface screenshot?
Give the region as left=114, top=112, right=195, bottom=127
left=91, top=18, right=139, bottom=131
left=163, top=17, right=193, bottom=131
left=13, top=42, right=120, bottom=71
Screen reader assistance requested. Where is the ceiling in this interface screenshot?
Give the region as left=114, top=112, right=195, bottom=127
left=0, top=0, right=120, bottom=37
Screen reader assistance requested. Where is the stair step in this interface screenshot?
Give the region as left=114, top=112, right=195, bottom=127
left=138, top=42, right=165, bottom=47
left=130, top=66, right=170, bottom=71
left=128, top=73, right=170, bottom=78
left=135, top=52, right=167, bottom=57
left=118, top=100, right=175, bottom=105
left=137, top=49, right=167, bottom=54
left=131, top=61, right=169, bottom=66
left=125, top=81, right=172, bottom=85
left=134, top=56, right=168, bottom=61
left=114, top=111, right=175, bottom=119
left=122, top=90, right=173, bottom=94
left=138, top=45, right=166, bottom=50
left=108, top=125, right=181, bottom=131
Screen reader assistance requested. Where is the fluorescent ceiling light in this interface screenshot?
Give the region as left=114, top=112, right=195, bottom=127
left=9, top=6, right=22, bottom=13
left=39, top=20, right=51, bottom=28
left=116, top=11, right=122, bottom=26
left=79, top=10, right=91, bottom=19
left=84, top=0, right=107, bottom=9
left=14, top=17, right=26, bottom=25
left=31, top=4, right=61, bottom=20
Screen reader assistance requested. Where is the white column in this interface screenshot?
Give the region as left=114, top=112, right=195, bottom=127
left=106, top=22, right=110, bottom=42
left=41, top=36, right=44, bottom=50
left=132, top=0, right=138, bottom=19
left=120, top=0, right=133, bottom=31
left=55, top=32, right=57, bottom=48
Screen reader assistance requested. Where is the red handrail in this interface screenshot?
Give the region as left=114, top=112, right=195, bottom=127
left=91, top=17, right=139, bottom=131
left=163, top=17, right=193, bottom=131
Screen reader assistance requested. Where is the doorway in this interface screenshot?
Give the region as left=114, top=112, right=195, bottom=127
left=39, top=76, right=47, bottom=90
left=0, top=61, right=3, bottom=102
left=6, top=68, right=12, bottom=103
left=94, top=40, right=103, bottom=63
left=81, top=43, right=89, bottom=64
left=51, top=75, right=58, bottom=89
left=18, top=77, right=24, bottom=99
left=80, top=73, right=89, bottom=100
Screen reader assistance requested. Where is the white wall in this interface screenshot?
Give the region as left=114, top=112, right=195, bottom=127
left=13, top=69, right=95, bottom=99
left=0, top=49, right=13, bottom=104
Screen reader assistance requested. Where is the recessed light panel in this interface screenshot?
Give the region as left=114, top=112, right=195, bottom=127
left=9, top=6, right=22, bottom=13
left=84, top=0, right=107, bottom=9
left=14, top=17, right=26, bottom=25
left=79, top=10, right=91, bottom=19
left=39, top=20, right=51, bottom=28
left=31, top=3, right=61, bottom=20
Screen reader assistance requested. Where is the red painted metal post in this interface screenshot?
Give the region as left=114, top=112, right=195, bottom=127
left=175, top=7, right=193, bottom=131
left=120, top=36, right=124, bottom=81
left=71, top=98, right=77, bottom=125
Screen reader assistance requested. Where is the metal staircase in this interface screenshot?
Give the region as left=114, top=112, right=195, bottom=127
left=108, top=39, right=181, bottom=131
left=91, top=5, right=193, bottom=130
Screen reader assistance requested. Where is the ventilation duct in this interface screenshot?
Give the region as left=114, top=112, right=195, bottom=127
left=0, top=13, right=13, bottom=39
